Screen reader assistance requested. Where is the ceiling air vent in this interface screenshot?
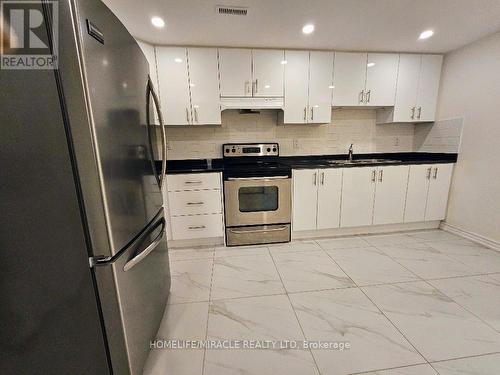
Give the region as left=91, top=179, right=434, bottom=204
left=216, top=5, right=248, bottom=16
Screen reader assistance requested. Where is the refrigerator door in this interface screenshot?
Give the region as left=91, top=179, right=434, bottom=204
left=72, top=0, right=164, bottom=256
left=94, top=209, right=170, bottom=375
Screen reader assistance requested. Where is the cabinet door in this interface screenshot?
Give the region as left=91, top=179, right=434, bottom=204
left=373, top=166, right=410, bottom=225
left=252, top=49, right=285, bottom=97
left=416, top=54, right=443, bottom=122
left=332, top=52, right=367, bottom=106
left=309, top=51, right=334, bottom=123
left=187, top=48, right=221, bottom=125
left=404, top=164, right=431, bottom=223
left=218, top=48, right=252, bottom=97
left=425, top=163, right=453, bottom=221
left=137, top=40, right=161, bottom=125
left=317, top=169, right=342, bottom=229
left=364, top=53, right=399, bottom=106
left=283, top=50, right=310, bottom=123
left=292, top=169, right=318, bottom=231
left=340, top=167, right=376, bottom=227
left=393, top=54, right=421, bottom=122
left=156, top=47, right=191, bottom=125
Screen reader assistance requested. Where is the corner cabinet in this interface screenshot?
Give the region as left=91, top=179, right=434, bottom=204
left=292, top=169, right=342, bottom=231
left=377, top=54, right=443, bottom=123
left=283, top=51, right=334, bottom=124
left=156, top=47, right=221, bottom=125
left=332, top=52, right=398, bottom=107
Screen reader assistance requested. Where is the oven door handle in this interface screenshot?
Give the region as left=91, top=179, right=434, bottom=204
left=227, top=176, right=290, bottom=181
left=228, top=226, right=289, bottom=234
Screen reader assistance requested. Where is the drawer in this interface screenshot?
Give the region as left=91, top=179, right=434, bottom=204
left=171, top=214, right=223, bottom=240
left=168, top=190, right=222, bottom=216
left=167, top=173, right=221, bottom=191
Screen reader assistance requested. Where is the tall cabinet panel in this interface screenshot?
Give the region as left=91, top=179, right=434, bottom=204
left=252, top=49, right=285, bottom=97
left=187, top=48, right=221, bottom=125
left=218, top=48, right=253, bottom=97
left=156, top=47, right=191, bottom=125
left=283, top=50, right=310, bottom=123
left=332, top=52, right=367, bottom=106
left=308, top=51, right=334, bottom=123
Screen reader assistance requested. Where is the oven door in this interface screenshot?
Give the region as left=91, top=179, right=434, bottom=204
left=224, top=176, right=291, bottom=227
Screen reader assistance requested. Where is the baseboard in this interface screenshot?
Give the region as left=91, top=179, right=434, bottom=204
left=293, top=221, right=440, bottom=240
left=440, top=222, right=500, bottom=252
left=167, top=236, right=224, bottom=249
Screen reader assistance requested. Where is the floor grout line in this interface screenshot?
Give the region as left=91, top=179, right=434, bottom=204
left=200, top=249, right=216, bottom=375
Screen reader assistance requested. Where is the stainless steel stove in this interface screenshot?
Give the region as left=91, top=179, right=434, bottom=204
left=222, top=143, right=292, bottom=246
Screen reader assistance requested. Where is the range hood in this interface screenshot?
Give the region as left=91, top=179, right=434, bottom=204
left=220, top=97, right=284, bottom=110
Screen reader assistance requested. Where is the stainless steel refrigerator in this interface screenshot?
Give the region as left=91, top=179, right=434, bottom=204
left=0, top=0, right=169, bottom=374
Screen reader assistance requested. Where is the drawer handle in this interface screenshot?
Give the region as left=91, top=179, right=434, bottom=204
left=184, top=181, right=203, bottom=184
left=188, top=225, right=206, bottom=230
left=186, top=202, right=205, bottom=205
left=228, top=226, right=288, bottom=234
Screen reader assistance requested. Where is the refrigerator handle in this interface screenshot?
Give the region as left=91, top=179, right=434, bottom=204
left=123, top=219, right=165, bottom=272
left=146, top=77, right=167, bottom=189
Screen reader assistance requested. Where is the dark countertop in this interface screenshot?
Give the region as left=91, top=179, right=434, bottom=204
left=158, top=152, right=458, bottom=174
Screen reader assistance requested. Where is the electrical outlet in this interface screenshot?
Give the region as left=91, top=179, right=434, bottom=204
left=293, top=139, right=300, bottom=149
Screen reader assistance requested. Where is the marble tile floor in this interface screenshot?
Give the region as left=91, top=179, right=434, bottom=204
left=144, top=229, right=500, bottom=375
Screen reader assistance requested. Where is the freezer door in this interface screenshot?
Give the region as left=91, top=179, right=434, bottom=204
left=73, top=0, right=164, bottom=256
left=94, top=210, right=170, bottom=375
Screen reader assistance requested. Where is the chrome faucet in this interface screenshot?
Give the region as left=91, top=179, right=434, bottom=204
left=348, top=143, right=354, bottom=161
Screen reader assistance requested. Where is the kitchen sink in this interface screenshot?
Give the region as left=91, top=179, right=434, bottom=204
left=325, top=159, right=399, bottom=165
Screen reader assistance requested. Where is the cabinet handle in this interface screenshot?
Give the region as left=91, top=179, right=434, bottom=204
left=359, top=90, right=365, bottom=104
left=194, top=107, right=199, bottom=123
left=303, top=106, right=307, bottom=121
left=426, top=167, right=432, bottom=180
left=245, top=81, right=251, bottom=94
left=188, top=225, right=206, bottom=230
left=365, top=90, right=371, bottom=104
left=254, top=79, right=258, bottom=93
left=417, top=106, right=422, bottom=119
left=411, top=107, right=415, bottom=119
left=321, top=172, right=325, bottom=185
left=313, top=172, right=317, bottom=186
left=184, top=180, right=203, bottom=185
left=378, top=169, right=383, bottom=182
left=310, top=106, right=314, bottom=121
left=371, top=170, right=376, bottom=182
left=186, top=202, right=204, bottom=205
left=433, top=167, right=438, bottom=179
left=186, top=107, right=190, bottom=123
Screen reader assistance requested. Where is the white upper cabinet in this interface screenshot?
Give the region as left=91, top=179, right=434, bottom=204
left=416, top=54, right=443, bottom=122
left=364, top=53, right=399, bottom=106
left=252, top=49, right=285, bottom=97
left=283, top=50, right=310, bottom=123
left=392, top=54, right=421, bottom=122
left=372, top=166, right=409, bottom=225
left=187, top=48, right=221, bottom=125
left=156, top=47, right=191, bottom=125
left=377, top=54, right=443, bottom=123
left=332, top=52, right=367, bottom=106
left=308, top=51, right=334, bottom=123
left=218, top=48, right=253, bottom=97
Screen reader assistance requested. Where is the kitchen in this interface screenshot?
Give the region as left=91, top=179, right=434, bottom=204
left=1, top=0, right=500, bottom=374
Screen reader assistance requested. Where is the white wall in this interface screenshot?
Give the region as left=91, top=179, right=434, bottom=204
left=436, top=30, right=500, bottom=242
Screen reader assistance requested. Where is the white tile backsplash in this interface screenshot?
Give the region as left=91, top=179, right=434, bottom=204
left=160, top=109, right=459, bottom=160
left=413, top=117, right=464, bottom=153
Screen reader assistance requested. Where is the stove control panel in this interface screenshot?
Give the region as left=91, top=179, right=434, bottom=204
left=223, top=143, right=279, bottom=157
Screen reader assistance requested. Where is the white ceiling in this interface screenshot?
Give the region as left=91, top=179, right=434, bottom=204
left=102, top=0, right=500, bottom=53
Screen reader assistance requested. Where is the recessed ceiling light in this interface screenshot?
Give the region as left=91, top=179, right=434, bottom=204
left=151, top=16, right=165, bottom=28
left=280, top=60, right=287, bottom=65
left=367, top=62, right=375, bottom=67
left=264, top=84, right=271, bottom=89
left=419, top=29, right=434, bottom=40
left=174, top=58, right=183, bottom=63
left=302, top=24, right=314, bottom=34
left=328, top=85, right=335, bottom=89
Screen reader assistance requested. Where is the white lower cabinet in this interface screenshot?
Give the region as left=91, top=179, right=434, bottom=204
left=404, top=163, right=454, bottom=222
left=165, top=172, right=224, bottom=240
left=340, top=167, right=376, bottom=227
left=372, top=166, right=410, bottom=225
left=292, top=168, right=342, bottom=231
